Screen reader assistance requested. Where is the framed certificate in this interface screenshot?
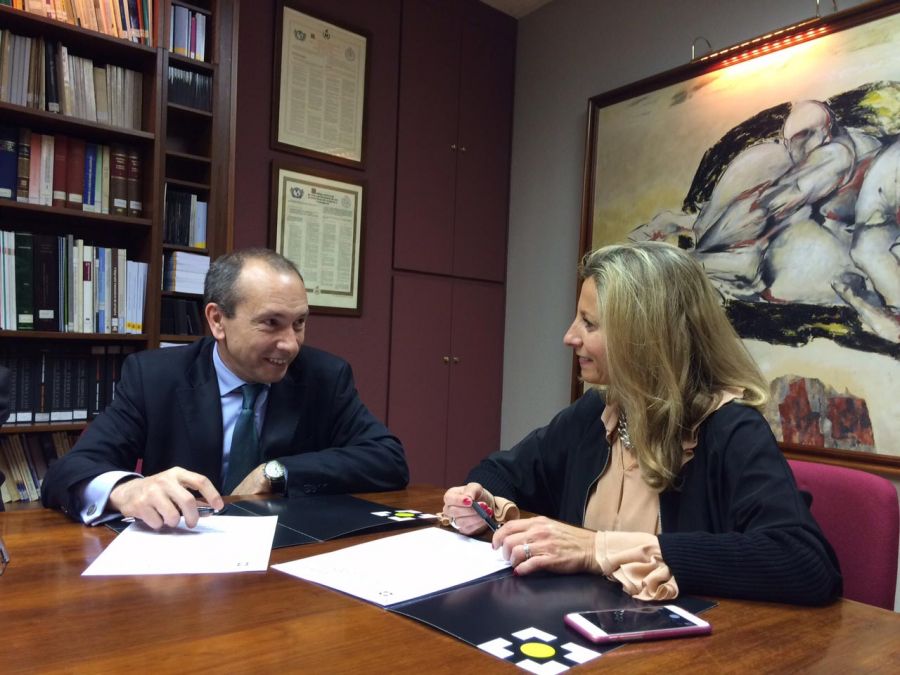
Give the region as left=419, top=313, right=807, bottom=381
left=272, top=2, right=369, bottom=167
left=270, top=164, right=365, bottom=315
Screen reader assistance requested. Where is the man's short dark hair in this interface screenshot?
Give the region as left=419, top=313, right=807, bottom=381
left=204, top=248, right=303, bottom=317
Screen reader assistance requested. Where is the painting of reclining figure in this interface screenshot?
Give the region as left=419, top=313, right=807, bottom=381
left=585, top=5, right=900, bottom=460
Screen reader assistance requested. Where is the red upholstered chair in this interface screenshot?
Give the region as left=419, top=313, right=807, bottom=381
left=788, top=459, right=899, bottom=610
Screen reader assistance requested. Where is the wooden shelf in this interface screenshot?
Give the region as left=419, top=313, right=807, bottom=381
left=166, top=150, right=212, bottom=163
left=0, top=101, right=155, bottom=144
left=162, top=242, right=209, bottom=253
left=169, top=52, right=215, bottom=73
left=167, top=102, right=213, bottom=118
left=166, top=177, right=211, bottom=191
left=0, top=199, right=153, bottom=229
left=1, top=422, right=87, bottom=435
left=0, top=330, right=148, bottom=341
left=160, top=334, right=203, bottom=343
left=161, top=290, right=203, bottom=299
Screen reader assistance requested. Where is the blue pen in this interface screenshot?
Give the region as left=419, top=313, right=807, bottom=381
left=471, top=500, right=500, bottom=532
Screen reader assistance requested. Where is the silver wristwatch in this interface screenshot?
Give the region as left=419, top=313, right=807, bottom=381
left=263, top=460, right=286, bottom=494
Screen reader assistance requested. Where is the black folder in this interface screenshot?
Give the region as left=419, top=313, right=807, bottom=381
left=226, top=494, right=438, bottom=548
left=106, top=494, right=437, bottom=548
left=391, top=573, right=716, bottom=670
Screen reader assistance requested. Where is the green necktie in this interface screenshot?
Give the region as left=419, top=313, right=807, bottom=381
left=223, top=383, right=265, bottom=494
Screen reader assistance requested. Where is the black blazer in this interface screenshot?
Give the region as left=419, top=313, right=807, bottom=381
left=41, top=338, right=408, bottom=519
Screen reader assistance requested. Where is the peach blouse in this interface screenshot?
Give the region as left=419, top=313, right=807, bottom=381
left=583, top=388, right=744, bottom=600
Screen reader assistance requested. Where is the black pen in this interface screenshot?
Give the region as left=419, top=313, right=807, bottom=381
left=122, top=505, right=221, bottom=524
left=471, top=500, right=500, bottom=532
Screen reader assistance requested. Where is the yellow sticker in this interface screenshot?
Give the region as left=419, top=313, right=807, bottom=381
left=520, top=642, right=556, bottom=659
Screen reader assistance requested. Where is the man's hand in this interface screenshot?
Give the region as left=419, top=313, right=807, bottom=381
left=229, top=464, right=270, bottom=496
left=109, top=467, right=223, bottom=530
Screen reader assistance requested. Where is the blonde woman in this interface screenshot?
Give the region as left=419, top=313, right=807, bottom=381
left=443, top=242, right=841, bottom=605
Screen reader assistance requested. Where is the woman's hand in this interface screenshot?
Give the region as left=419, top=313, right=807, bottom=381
left=493, top=516, right=599, bottom=575
left=442, top=482, right=496, bottom=536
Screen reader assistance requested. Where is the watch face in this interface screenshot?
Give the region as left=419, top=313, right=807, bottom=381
left=265, top=461, right=285, bottom=480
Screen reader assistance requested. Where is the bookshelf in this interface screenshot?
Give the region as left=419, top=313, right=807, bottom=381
left=0, top=1, right=236, bottom=505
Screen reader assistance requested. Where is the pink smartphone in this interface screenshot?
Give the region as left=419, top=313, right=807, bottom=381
left=564, top=605, right=711, bottom=643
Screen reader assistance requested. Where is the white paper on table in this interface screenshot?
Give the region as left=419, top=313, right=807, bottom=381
left=82, top=515, right=278, bottom=576
left=272, top=527, right=511, bottom=606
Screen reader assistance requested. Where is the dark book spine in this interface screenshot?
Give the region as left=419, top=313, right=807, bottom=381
left=66, top=137, right=85, bottom=209
left=49, top=355, right=64, bottom=422
left=89, top=345, right=106, bottom=418
left=83, top=143, right=97, bottom=211
left=126, top=147, right=141, bottom=216
left=15, top=353, right=33, bottom=424
left=16, top=127, right=30, bottom=202
left=52, top=134, right=68, bottom=207
left=0, top=125, right=18, bottom=200
left=72, top=355, right=89, bottom=421
left=45, top=40, right=60, bottom=113
left=14, top=231, right=35, bottom=330
left=33, top=351, right=50, bottom=424
left=1, top=349, right=19, bottom=423
left=109, top=144, right=128, bottom=215
left=32, top=233, right=59, bottom=331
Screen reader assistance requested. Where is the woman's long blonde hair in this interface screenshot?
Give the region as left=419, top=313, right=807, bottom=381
left=579, top=241, right=768, bottom=490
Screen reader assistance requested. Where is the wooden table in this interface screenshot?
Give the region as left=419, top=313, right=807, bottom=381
left=2, top=486, right=899, bottom=673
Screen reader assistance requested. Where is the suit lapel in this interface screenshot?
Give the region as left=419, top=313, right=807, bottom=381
left=260, top=370, right=306, bottom=461
left=177, top=342, right=225, bottom=485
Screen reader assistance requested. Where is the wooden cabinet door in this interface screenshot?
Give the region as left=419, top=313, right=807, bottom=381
left=387, top=273, right=453, bottom=486
left=394, top=0, right=461, bottom=276
left=453, top=14, right=516, bottom=283
left=444, top=279, right=505, bottom=485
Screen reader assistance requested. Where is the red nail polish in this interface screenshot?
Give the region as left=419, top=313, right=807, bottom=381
left=463, top=497, right=472, bottom=506
left=485, top=505, right=494, bottom=516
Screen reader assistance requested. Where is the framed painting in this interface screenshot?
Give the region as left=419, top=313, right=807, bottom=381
left=270, top=163, right=365, bottom=316
left=581, top=1, right=900, bottom=474
left=272, top=1, right=369, bottom=167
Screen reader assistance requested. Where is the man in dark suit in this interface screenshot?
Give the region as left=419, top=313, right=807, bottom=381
left=41, top=249, right=408, bottom=528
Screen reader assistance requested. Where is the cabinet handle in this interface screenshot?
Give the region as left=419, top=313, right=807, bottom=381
left=452, top=357, right=460, bottom=364
left=459, top=146, right=467, bottom=152
left=442, top=356, right=450, bottom=364
left=450, top=143, right=457, bottom=151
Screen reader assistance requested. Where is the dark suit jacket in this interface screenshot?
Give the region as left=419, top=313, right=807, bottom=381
left=41, top=338, right=409, bottom=519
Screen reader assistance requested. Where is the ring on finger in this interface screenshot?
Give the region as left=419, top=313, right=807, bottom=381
left=450, top=516, right=460, bottom=530
left=523, top=542, right=532, bottom=560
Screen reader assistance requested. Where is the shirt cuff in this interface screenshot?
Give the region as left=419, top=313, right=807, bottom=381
left=593, top=530, right=680, bottom=601
left=80, top=471, right=141, bottom=525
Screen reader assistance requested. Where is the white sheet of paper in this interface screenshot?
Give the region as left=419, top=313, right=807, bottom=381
left=82, top=515, right=278, bottom=576
left=272, top=526, right=511, bottom=606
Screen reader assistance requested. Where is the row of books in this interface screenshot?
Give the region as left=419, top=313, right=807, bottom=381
left=0, top=31, right=144, bottom=130
left=167, top=65, right=211, bottom=111
left=0, top=431, right=78, bottom=503
left=1, top=0, right=154, bottom=46
left=0, top=345, right=132, bottom=427
left=160, top=296, right=202, bottom=335
left=0, top=230, right=148, bottom=333
left=169, top=3, right=207, bottom=62
left=162, top=249, right=208, bottom=294
left=164, top=184, right=207, bottom=247
left=0, top=126, right=143, bottom=216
